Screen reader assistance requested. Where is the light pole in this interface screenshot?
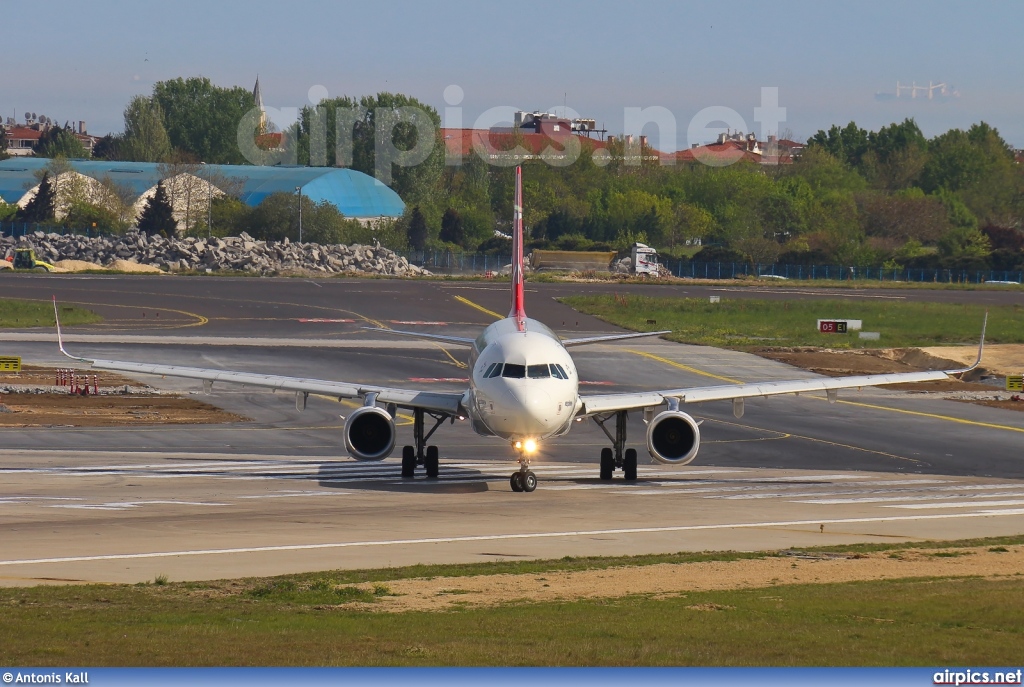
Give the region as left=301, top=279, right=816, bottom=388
left=201, top=162, right=212, bottom=238
left=295, top=186, right=303, bottom=243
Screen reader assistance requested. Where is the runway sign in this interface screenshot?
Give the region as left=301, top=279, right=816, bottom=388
left=0, top=356, right=21, bottom=372
left=1007, top=375, right=1023, bottom=392
left=818, top=320, right=848, bottom=334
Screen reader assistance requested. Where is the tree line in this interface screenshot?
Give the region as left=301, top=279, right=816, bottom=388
left=4, top=74, right=1022, bottom=272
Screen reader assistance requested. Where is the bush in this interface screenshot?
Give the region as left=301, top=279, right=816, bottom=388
left=691, top=245, right=746, bottom=263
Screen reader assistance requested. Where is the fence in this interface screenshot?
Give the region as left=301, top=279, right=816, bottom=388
left=397, top=251, right=1021, bottom=284
left=3, top=225, right=1020, bottom=285
left=666, top=260, right=1023, bottom=285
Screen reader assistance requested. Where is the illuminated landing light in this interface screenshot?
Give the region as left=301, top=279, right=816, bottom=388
left=514, top=440, right=522, bottom=450
left=524, top=439, right=538, bottom=453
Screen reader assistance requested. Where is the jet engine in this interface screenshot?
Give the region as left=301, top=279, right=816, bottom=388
left=344, top=406, right=396, bottom=461
left=646, top=410, right=701, bottom=465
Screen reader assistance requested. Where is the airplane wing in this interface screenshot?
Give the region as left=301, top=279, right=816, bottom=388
left=361, top=327, right=474, bottom=346
left=363, top=327, right=671, bottom=348
left=55, top=302, right=465, bottom=415
left=561, top=330, right=671, bottom=347
left=580, top=316, right=986, bottom=416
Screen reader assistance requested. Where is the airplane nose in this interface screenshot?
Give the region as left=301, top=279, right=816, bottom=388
left=509, top=387, right=553, bottom=431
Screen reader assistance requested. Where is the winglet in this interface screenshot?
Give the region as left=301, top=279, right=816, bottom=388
left=968, top=310, right=988, bottom=371
left=52, top=296, right=87, bottom=362
left=950, top=311, right=987, bottom=376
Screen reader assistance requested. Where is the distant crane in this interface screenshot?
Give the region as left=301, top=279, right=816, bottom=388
left=894, top=81, right=959, bottom=99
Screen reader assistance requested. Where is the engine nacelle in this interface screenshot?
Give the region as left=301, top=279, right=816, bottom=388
left=646, top=410, right=701, bottom=465
left=344, top=406, right=396, bottom=461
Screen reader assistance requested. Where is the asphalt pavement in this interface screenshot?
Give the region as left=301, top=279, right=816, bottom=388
left=1, top=274, right=1021, bottom=584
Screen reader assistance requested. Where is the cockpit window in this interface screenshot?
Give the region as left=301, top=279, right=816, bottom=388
left=484, top=363, right=502, bottom=378
left=553, top=364, right=569, bottom=379
left=527, top=364, right=550, bottom=379
left=548, top=364, right=565, bottom=379
left=501, top=363, right=526, bottom=379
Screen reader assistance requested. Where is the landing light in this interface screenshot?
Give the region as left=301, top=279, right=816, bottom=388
left=524, top=439, right=537, bottom=453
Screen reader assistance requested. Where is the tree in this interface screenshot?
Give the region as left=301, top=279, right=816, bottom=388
left=33, top=125, right=88, bottom=159
left=137, top=182, right=177, bottom=236
left=0, top=200, right=19, bottom=221
left=152, top=77, right=254, bottom=163
left=18, top=172, right=56, bottom=223
left=807, top=122, right=869, bottom=168
left=90, top=134, right=120, bottom=161
left=439, top=208, right=466, bottom=246
left=119, top=95, right=171, bottom=162
left=407, top=206, right=428, bottom=250
left=243, top=192, right=314, bottom=242
left=0, top=127, right=9, bottom=161
left=64, top=201, right=121, bottom=232
left=294, top=92, right=444, bottom=205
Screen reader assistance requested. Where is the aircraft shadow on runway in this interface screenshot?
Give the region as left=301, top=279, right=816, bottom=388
left=312, top=460, right=847, bottom=495
left=315, top=462, right=491, bottom=494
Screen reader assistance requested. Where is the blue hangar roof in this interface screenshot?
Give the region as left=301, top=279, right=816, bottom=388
left=0, top=159, right=406, bottom=218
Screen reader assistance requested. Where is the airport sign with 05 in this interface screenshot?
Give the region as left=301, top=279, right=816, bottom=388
left=818, top=320, right=848, bottom=334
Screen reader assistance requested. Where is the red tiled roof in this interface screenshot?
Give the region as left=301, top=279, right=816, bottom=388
left=661, top=140, right=762, bottom=164
left=4, top=127, right=43, bottom=141
left=441, top=128, right=607, bottom=157
left=255, top=132, right=284, bottom=150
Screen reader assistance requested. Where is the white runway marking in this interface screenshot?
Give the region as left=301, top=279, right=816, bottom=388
left=801, top=492, right=1024, bottom=505
left=889, top=499, right=1024, bottom=509
left=5, top=458, right=1023, bottom=515
left=2, top=510, right=1023, bottom=568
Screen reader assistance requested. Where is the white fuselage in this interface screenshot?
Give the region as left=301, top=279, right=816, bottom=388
left=466, top=317, right=581, bottom=442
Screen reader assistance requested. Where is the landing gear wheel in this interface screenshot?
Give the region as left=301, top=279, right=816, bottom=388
left=401, top=445, right=416, bottom=478
left=521, top=470, right=537, bottom=492
left=510, top=472, right=524, bottom=492
left=599, top=447, right=614, bottom=480
left=425, top=445, right=439, bottom=478
left=623, top=448, right=638, bottom=481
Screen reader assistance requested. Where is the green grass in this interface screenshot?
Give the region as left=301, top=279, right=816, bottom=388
left=2, top=535, right=1023, bottom=666
left=0, top=300, right=102, bottom=328
left=562, top=295, right=1021, bottom=349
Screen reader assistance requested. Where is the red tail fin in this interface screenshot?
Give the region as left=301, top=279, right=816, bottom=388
left=509, top=166, right=526, bottom=331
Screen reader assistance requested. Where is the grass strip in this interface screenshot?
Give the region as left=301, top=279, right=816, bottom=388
left=0, top=300, right=101, bottom=329
left=1, top=576, right=1021, bottom=666
left=562, top=295, right=1022, bottom=349
left=2, top=535, right=1024, bottom=666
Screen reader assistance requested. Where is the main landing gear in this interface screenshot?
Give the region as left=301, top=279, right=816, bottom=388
left=509, top=443, right=537, bottom=493
left=592, top=410, right=638, bottom=481
left=401, top=408, right=449, bottom=479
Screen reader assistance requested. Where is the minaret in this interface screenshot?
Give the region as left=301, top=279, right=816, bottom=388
left=253, top=75, right=266, bottom=133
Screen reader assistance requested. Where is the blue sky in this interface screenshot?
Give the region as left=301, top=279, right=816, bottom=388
left=4, top=0, right=1023, bottom=148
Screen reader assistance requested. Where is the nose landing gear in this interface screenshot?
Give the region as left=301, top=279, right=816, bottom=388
left=509, top=443, right=538, bottom=492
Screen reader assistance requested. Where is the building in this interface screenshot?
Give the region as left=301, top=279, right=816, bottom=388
left=2, top=120, right=99, bottom=157
left=0, top=158, right=405, bottom=230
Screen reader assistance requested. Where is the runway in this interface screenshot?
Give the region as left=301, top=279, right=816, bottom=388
left=1, top=274, right=1022, bottom=584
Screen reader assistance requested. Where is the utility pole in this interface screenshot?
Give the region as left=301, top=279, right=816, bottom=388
left=202, top=162, right=212, bottom=238
left=295, top=186, right=303, bottom=243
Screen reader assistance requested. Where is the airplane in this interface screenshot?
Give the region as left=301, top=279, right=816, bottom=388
left=53, top=166, right=987, bottom=492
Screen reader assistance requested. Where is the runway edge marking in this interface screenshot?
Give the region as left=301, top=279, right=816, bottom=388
left=3, top=511, right=1022, bottom=567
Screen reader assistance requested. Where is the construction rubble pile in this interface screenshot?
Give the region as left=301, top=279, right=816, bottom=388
left=1, top=231, right=431, bottom=276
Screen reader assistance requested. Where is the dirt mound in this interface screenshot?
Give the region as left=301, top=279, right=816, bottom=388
left=329, top=545, right=1024, bottom=613
left=919, top=344, right=1024, bottom=377
left=109, top=259, right=164, bottom=274
left=54, top=259, right=107, bottom=272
